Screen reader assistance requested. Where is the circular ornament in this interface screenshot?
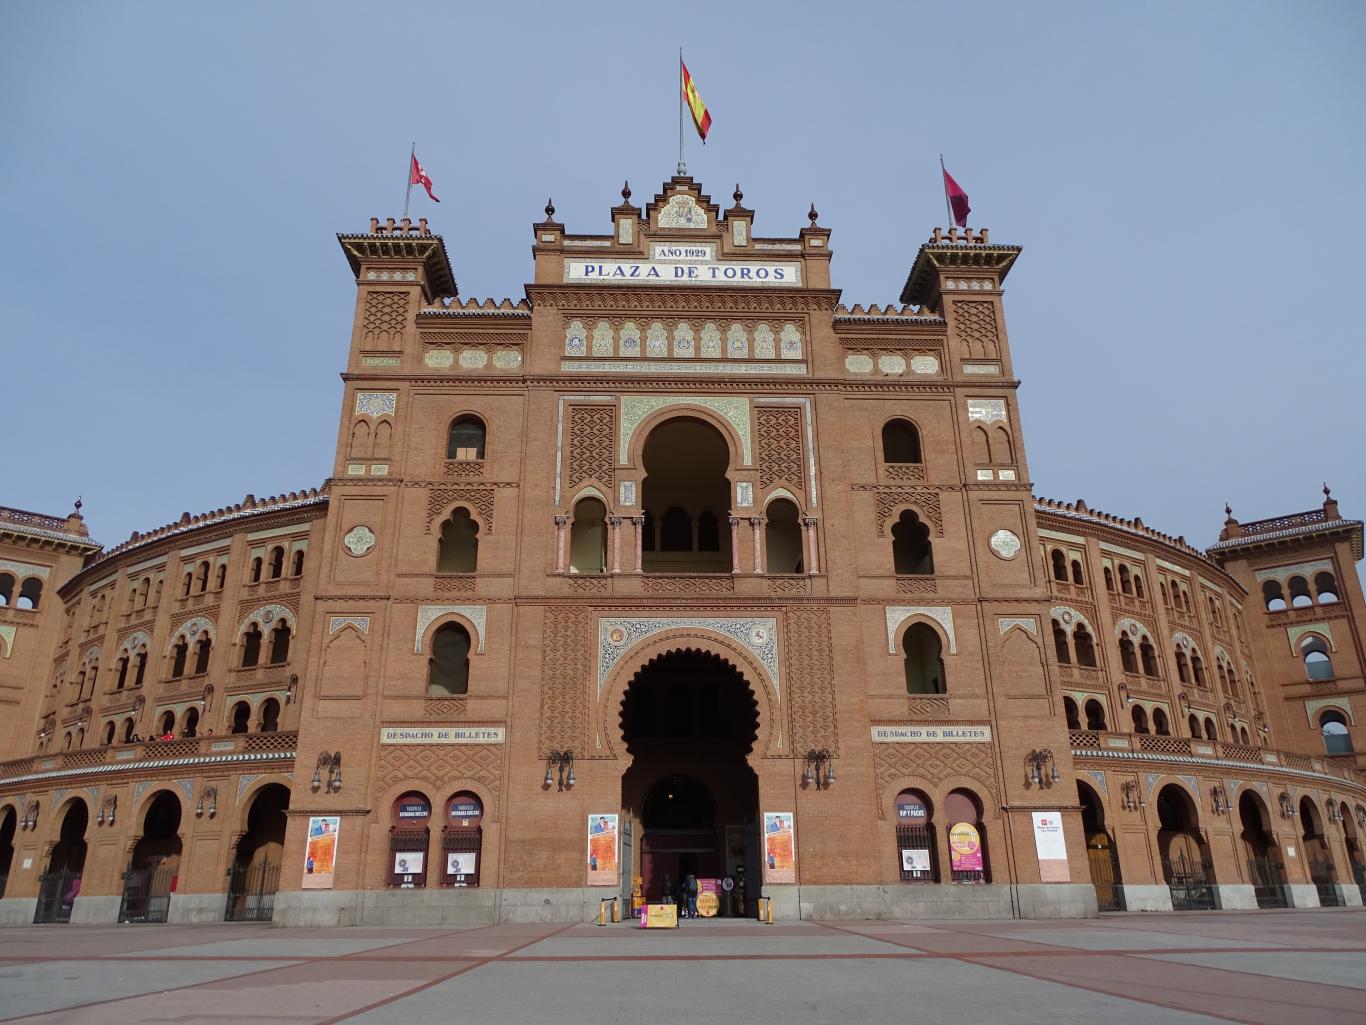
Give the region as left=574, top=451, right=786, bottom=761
left=606, top=626, right=627, bottom=646
left=989, top=529, right=1021, bottom=560
left=749, top=625, right=770, bottom=646
left=343, top=525, right=376, bottom=557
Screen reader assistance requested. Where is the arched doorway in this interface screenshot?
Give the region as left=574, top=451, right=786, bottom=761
left=1078, top=782, right=1124, bottom=911
left=119, top=791, right=182, bottom=923
left=619, top=649, right=759, bottom=913
left=1156, top=784, right=1215, bottom=910
left=1301, top=797, right=1340, bottom=906
left=1239, top=791, right=1287, bottom=908
left=226, top=783, right=289, bottom=921
left=639, top=418, right=733, bottom=574
left=0, top=806, right=15, bottom=898
left=1341, top=802, right=1366, bottom=903
left=35, top=800, right=88, bottom=923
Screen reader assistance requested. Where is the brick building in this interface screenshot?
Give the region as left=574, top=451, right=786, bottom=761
left=2, top=176, right=1364, bottom=925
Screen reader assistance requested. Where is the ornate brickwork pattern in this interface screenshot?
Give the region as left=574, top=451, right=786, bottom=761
left=620, top=396, right=752, bottom=464
left=443, top=460, right=485, bottom=479
left=434, top=576, right=476, bottom=594
left=539, top=608, right=591, bottom=759
left=377, top=743, right=502, bottom=800
left=566, top=405, right=616, bottom=496
left=883, top=463, right=927, bottom=482
left=362, top=291, right=408, bottom=344
left=642, top=576, right=735, bottom=595
left=423, top=698, right=468, bottom=719
left=756, top=407, right=804, bottom=491
left=875, top=489, right=943, bottom=536
left=886, top=607, right=956, bottom=653
left=415, top=605, right=487, bottom=653
left=906, top=697, right=951, bottom=719
left=426, top=487, right=495, bottom=534
left=895, top=578, right=938, bottom=596
left=873, top=742, right=997, bottom=819
left=952, top=299, right=999, bottom=359
left=784, top=608, right=839, bottom=756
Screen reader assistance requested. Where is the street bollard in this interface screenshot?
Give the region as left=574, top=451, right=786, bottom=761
left=611, top=896, right=621, bottom=923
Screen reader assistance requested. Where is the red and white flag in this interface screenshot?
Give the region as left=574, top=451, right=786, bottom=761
left=410, top=153, right=440, bottom=203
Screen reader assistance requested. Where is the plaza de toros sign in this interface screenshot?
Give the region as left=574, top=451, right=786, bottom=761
left=564, top=241, right=801, bottom=287
left=871, top=725, right=992, bottom=743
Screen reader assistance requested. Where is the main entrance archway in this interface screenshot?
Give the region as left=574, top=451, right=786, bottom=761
left=619, top=649, right=759, bottom=910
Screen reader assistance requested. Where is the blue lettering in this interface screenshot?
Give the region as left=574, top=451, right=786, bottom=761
left=582, top=265, right=598, bottom=277
left=628, top=265, right=640, bottom=278
left=647, top=267, right=661, bottom=278
left=674, top=266, right=687, bottom=278
left=755, top=267, right=769, bottom=280
left=686, top=266, right=698, bottom=278
left=739, top=267, right=753, bottom=279
left=723, top=266, right=738, bottom=279
left=773, top=268, right=785, bottom=281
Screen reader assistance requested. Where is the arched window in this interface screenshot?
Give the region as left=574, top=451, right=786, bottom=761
left=182, top=707, right=199, bottom=738
left=214, top=564, right=227, bottom=590
left=1302, top=636, right=1334, bottom=681
left=269, top=547, right=285, bottom=580
left=1191, top=654, right=1206, bottom=687
left=1084, top=699, right=1107, bottom=731
left=1118, top=633, right=1138, bottom=674
left=158, top=710, right=176, bottom=737
left=1131, top=705, right=1149, bottom=734
left=1216, top=661, right=1228, bottom=691
left=903, top=624, right=946, bottom=695
left=230, top=701, right=251, bottom=734
left=16, top=577, right=43, bottom=610
left=944, top=789, right=987, bottom=883
left=696, top=510, right=720, bottom=552
left=138, top=577, right=151, bottom=607
left=881, top=419, right=922, bottom=463
left=1203, top=717, right=1217, bottom=741
left=764, top=499, right=804, bottom=574
left=1074, top=625, right=1097, bottom=667
left=193, top=636, right=212, bottom=675
left=1181, top=588, right=1193, bottom=613
left=1175, top=649, right=1190, bottom=684
left=1064, top=697, right=1080, bottom=730
left=1153, top=707, right=1170, bottom=736
left=660, top=507, right=692, bottom=551
left=170, top=639, right=188, bottom=679
left=891, top=510, right=934, bottom=575
left=241, top=624, right=263, bottom=668
left=1315, top=572, right=1339, bottom=604
left=196, top=561, right=210, bottom=593
left=1262, top=580, right=1285, bottom=611
left=641, top=510, right=656, bottom=552
left=1119, top=565, right=1133, bottom=595
left=437, top=508, right=480, bottom=573
left=568, top=498, right=607, bottom=574
left=1225, top=662, right=1240, bottom=698
left=268, top=620, right=291, bottom=665
left=1050, top=549, right=1067, bottom=581
left=122, top=718, right=136, bottom=743
left=428, top=622, right=471, bottom=696
left=1140, top=638, right=1160, bottom=678
left=1188, top=713, right=1201, bottom=738
left=292, top=550, right=305, bottom=577
left=1322, top=711, right=1353, bottom=755
left=116, top=655, right=129, bottom=690
left=259, top=698, right=280, bottom=733
left=1287, top=576, right=1311, bottom=608
left=447, top=416, right=487, bottom=460
left=0, top=573, right=12, bottom=605
left=134, top=651, right=147, bottom=687
left=895, top=790, right=938, bottom=882
left=250, top=557, right=263, bottom=584
left=181, top=571, right=193, bottom=597
left=1071, top=559, right=1085, bottom=585
left=1160, top=580, right=1170, bottom=606
left=1133, top=573, right=1145, bottom=600
left=102, top=721, right=116, bottom=746
left=1051, top=621, right=1071, bottom=664
left=1103, top=566, right=1115, bottom=592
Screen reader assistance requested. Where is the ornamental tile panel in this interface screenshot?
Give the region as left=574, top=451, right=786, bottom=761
left=598, top=617, right=779, bottom=699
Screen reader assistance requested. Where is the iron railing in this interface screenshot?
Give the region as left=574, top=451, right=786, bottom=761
left=225, top=859, right=279, bottom=922
left=33, top=870, right=80, bottom=923
left=118, top=864, right=174, bottom=923
left=1163, top=851, right=1215, bottom=910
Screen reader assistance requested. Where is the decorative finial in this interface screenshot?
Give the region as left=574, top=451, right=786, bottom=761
left=733, top=182, right=743, bottom=206
left=1324, top=482, right=1332, bottom=498
left=1224, top=502, right=1232, bottom=518
left=545, top=197, right=555, bottom=220
left=621, top=180, right=631, bottom=202
left=808, top=203, right=819, bottom=226
left=73, top=496, right=82, bottom=514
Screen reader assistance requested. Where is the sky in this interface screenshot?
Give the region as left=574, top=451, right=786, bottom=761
left=3, top=1, right=1364, bottom=577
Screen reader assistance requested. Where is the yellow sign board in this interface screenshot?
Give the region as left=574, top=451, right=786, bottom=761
left=696, top=892, right=719, bottom=918
left=643, top=903, right=678, bottom=929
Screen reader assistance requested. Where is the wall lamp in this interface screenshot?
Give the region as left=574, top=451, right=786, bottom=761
left=312, top=751, right=343, bottom=793
left=20, top=800, right=39, bottom=831
left=1120, top=780, right=1145, bottom=812
left=195, top=785, right=218, bottom=819
left=804, top=748, right=835, bottom=790
left=1278, top=790, right=1296, bottom=820
left=1325, top=801, right=1343, bottom=824
left=96, top=795, right=117, bottom=827
left=1026, top=749, right=1060, bottom=788
left=545, top=750, right=575, bottom=791
left=1209, top=784, right=1229, bottom=816
left=1356, top=805, right=1366, bottom=830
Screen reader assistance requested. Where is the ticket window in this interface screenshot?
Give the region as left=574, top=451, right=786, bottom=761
left=442, top=792, right=483, bottom=887
left=389, top=792, right=431, bottom=888
left=895, top=790, right=938, bottom=883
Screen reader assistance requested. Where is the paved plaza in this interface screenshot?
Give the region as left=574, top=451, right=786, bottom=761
left=1, top=910, right=1364, bottom=1024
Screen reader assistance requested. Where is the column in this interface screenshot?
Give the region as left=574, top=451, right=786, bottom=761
left=802, top=517, right=820, bottom=576
left=729, top=517, right=741, bottom=575
left=609, top=517, right=622, bottom=575
left=750, top=517, right=763, bottom=575
left=554, top=515, right=568, bottom=574
left=632, top=516, right=645, bottom=574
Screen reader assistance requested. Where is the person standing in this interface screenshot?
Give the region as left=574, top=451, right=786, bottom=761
left=685, top=874, right=698, bottom=919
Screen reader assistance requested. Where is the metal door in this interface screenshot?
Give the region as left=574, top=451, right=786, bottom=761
left=118, top=864, right=175, bottom=923
left=1163, top=848, right=1215, bottom=910
left=33, top=871, right=80, bottom=923
left=225, top=859, right=280, bottom=921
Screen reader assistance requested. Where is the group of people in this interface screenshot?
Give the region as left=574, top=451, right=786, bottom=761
left=661, top=873, right=699, bottom=918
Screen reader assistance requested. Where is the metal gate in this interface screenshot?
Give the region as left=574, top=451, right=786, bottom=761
left=1247, top=856, right=1289, bottom=909
left=225, top=860, right=280, bottom=922
left=33, top=871, right=80, bottom=923
left=1163, top=850, right=1215, bottom=910
left=1086, top=834, right=1126, bottom=912
left=1308, top=858, right=1340, bottom=907
left=118, top=864, right=175, bottom=923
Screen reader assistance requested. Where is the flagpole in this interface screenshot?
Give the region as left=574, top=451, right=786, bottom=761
left=404, top=142, right=415, bottom=219
left=677, top=49, right=686, bottom=176
left=939, top=154, right=954, bottom=229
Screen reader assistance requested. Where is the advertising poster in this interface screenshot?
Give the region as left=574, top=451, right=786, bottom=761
left=393, top=851, right=424, bottom=875
left=587, top=813, right=619, bottom=886
left=948, top=822, right=983, bottom=873
left=302, top=816, right=340, bottom=889
left=642, top=903, right=678, bottom=928
left=900, top=848, right=931, bottom=873
left=446, top=852, right=477, bottom=878
left=1031, top=811, right=1070, bottom=883
left=763, top=812, right=796, bottom=884
left=696, top=877, right=721, bottom=917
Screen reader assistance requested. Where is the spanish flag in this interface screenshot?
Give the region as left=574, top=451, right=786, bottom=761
left=682, top=60, right=712, bottom=143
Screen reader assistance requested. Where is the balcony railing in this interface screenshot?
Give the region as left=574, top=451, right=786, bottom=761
left=1069, top=730, right=1364, bottom=787
left=0, top=730, right=298, bottom=782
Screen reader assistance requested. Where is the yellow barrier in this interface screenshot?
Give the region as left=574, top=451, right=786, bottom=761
left=758, top=896, right=774, bottom=923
